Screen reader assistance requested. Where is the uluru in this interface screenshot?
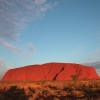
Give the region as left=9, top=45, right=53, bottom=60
left=2, top=62, right=99, bottom=81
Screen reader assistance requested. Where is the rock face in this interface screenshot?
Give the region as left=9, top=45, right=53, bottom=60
left=2, top=62, right=99, bottom=81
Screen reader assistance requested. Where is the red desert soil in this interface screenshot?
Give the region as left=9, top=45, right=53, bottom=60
left=2, top=62, right=99, bottom=81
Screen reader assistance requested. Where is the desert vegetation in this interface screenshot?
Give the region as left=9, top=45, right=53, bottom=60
left=71, top=75, right=78, bottom=82
left=0, top=79, right=100, bottom=100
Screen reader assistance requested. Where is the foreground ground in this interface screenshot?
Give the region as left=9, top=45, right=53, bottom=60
left=0, top=79, right=100, bottom=100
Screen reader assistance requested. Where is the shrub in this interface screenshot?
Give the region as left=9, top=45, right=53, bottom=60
left=71, top=75, right=78, bottom=81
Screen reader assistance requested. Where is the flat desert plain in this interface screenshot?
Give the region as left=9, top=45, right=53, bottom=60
left=0, top=79, right=100, bottom=100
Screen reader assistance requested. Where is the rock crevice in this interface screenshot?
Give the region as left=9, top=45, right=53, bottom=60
left=53, top=67, right=64, bottom=80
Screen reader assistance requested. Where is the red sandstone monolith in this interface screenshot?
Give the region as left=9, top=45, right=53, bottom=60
left=2, top=62, right=99, bottom=81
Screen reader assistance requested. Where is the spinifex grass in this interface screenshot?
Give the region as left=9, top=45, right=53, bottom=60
left=0, top=79, right=100, bottom=100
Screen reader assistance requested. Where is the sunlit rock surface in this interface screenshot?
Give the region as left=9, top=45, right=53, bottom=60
left=2, top=62, right=99, bottom=81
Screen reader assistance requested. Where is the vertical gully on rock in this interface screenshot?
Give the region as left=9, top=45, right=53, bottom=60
left=53, top=67, right=64, bottom=80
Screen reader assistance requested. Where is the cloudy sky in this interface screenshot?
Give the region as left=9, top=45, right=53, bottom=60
left=0, top=0, right=100, bottom=77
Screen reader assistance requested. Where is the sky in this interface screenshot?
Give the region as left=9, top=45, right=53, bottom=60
left=0, top=0, right=100, bottom=77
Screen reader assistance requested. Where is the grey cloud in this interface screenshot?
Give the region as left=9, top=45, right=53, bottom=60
left=83, top=60, right=100, bottom=76
left=21, top=43, right=36, bottom=58
left=0, top=0, right=57, bottom=41
left=0, top=58, right=7, bottom=70
left=0, top=58, right=8, bottom=80
left=27, top=44, right=36, bottom=53
left=0, top=0, right=58, bottom=54
left=0, top=39, right=21, bottom=53
left=0, top=38, right=36, bottom=55
left=34, top=0, right=46, bottom=5
left=83, top=60, right=100, bottom=70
